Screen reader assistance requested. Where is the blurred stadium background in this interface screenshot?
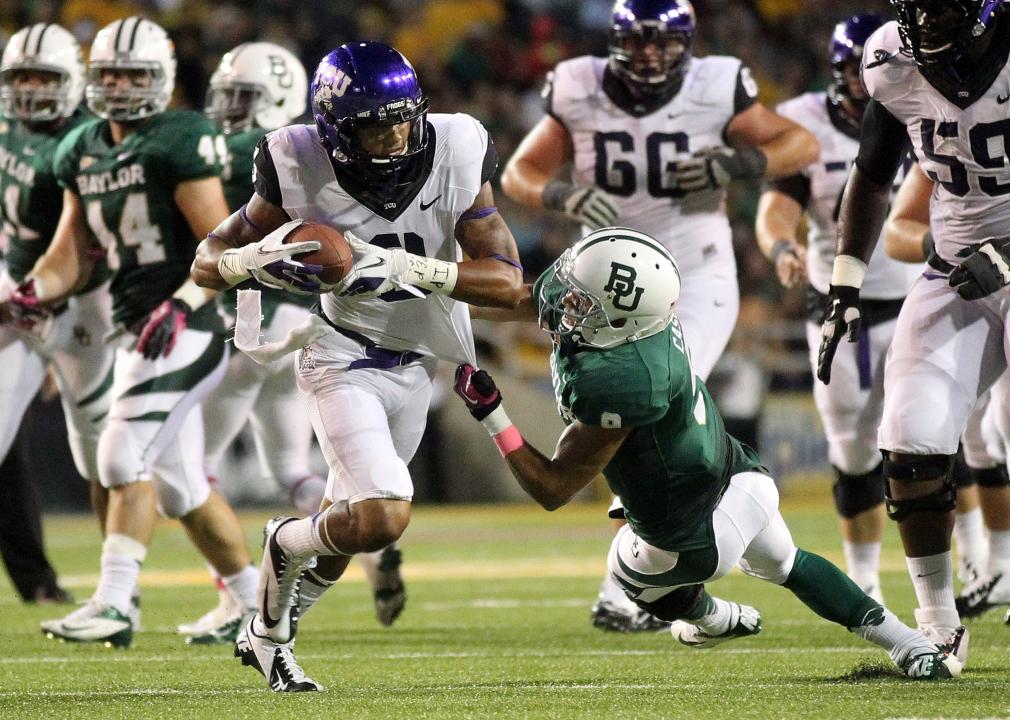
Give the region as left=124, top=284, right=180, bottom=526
left=0, top=0, right=892, bottom=511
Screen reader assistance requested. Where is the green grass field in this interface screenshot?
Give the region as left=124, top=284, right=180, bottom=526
left=1, top=493, right=1008, bottom=720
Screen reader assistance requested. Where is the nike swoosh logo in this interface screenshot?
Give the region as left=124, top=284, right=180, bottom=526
left=356, top=258, right=386, bottom=271
left=998, top=94, right=1010, bottom=104
left=915, top=570, right=941, bottom=578
left=419, top=195, right=441, bottom=211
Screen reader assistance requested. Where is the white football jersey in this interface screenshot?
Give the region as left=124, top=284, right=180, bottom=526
left=259, top=113, right=484, bottom=363
left=549, top=55, right=752, bottom=275
left=775, top=91, right=920, bottom=299
left=863, top=22, right=1010, bottom=263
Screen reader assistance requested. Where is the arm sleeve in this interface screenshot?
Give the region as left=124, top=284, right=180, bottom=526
left=854, top=99, right=910, bottom=186
left=480, top=136, right=499, bottom=185
left=733, top=66, right=759, bottom=115
left=767, top=174, right=811, bottom=208
left=252, top=135, right=283, bottom=207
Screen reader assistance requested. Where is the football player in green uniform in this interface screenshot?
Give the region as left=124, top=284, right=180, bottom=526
left=455, top=227, right=964, bottom=680
left=0, top=23, right=113, bottom=603
left=21, top=17, right=258, bottom=648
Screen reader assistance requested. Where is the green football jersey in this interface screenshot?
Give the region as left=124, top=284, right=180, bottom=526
left=216, top=127, right=313, bottom=325
left=54, top=110, right=225, bottom=330
left=537, top=277, right=766, bottom=552
left=0, top=110, right=107, bottom=290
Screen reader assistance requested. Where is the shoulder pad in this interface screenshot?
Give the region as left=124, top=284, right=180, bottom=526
left=685, top=55, right=743, bottom=106
left=429, top=112, right=488, bottom=170
left=549, top=56, right=604, bottom=124
left=861, top=22, right=917, bottom=106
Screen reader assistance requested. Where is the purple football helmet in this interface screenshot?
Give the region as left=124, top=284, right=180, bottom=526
left=827, top=14, right=886, bottom=133
left=608, top=0, right=695, bottom=96
left=311, top=41, right=429, bottom=183
left=891, top=0, right=1001, bottom=67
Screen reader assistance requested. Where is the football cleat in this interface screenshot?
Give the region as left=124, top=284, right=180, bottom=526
left=955, top=572, right=1010, bottom=618
left=177, top=589, right=240, bottom=636
left=235, top=616, right=322, bottom=692
left=898, top=647, right=962, bottom=680
left=590, top=597, right=640, bottom=632
left=258, top=516, right=316, bottom=643
left=915, top=608, right=970, bottom=666
left=957, top=556, right=985, bottom=586
left=186, top=609, right=255, bottom=646
left=631, top=609, right=672, bottom=632
left=40, top=602, right=133, bottom=648
left=372, top=545, right=406, bottom=627
left=670, top=602, right=762, bottom=649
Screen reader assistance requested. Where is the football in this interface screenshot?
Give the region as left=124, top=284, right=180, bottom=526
left=283, top=221, right=354, bottom=289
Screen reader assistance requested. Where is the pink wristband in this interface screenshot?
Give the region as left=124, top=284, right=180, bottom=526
left=492, top=425, right=524, bottom=456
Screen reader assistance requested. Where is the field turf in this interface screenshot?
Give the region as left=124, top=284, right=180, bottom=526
left=1, top=491, right=1008, bottom=719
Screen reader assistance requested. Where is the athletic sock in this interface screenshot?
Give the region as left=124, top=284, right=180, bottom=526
left=277, top=506, right=351, bottom=558
left=987, top=529, right=1010, bottom=575
left=685, top=592, right=733, bottom=635
left=843, top=540, right=881, bottom=591
left=906, top=552, right=956, bottom=610
left=94, top=533, right=147, bottom=616
left=782, top=549, right=879, bottom=628
left=298, top=567, right=336, bottom=618
left=953, top=507, right=987, bottom=571
left=222, top=564, right=259, bottom=611
left=851, top=605, right=931, bottom=664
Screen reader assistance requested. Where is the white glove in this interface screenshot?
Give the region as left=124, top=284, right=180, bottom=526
left=542, top=181, right=620, bottom=230
left=217, top=219, right=325, bottom=294
left=671, top=146, right=768, bottom=193
left=335, top=231, right=423, bottom=300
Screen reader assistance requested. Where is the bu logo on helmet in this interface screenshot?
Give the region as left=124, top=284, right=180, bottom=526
left=604, top=262, right=644, bottom=311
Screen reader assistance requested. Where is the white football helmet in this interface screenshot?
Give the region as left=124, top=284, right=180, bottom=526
left=85, top=16, right=176, bottom=121
left=538, top=227, right=681, bottom=349
left=0, top=23, right=84, bottom=122
left=206, top=42, right=307, bottom=134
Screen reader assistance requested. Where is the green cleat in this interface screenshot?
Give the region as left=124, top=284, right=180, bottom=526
left=41, top=603, right=133, bottom=649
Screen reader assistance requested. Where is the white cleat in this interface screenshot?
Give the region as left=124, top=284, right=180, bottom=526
left=235, top=616, right=322, bottom=692
left=955, top=572, right=1010, bottom=618
left=41, top=601, right=133, bottom=648
left=670, top=603, right=762, bottom=649
left=259, top=516, right=316, bottom=643
left=178, top=589, right=240, bottom=636
left=915, top=608, right=970, bottom=667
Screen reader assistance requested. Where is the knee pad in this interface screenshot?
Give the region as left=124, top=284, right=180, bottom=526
left=971, top=464, right=1010, bottom=488
left=831, top=464, right=885, bottom=518
left=882, top=452, right=956, bottom=522
left=631, top=583, right=705, bottom=622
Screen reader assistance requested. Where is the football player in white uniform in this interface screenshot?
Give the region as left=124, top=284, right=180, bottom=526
left=501, top=0, right=819, bottom=631
left=755, top=14, right=918, bottom=603
left=817, top=0, right=1010, bottom=660
left=883, top=162, right=1010, bottom=619
left=192, top=41, right=524, bottom=691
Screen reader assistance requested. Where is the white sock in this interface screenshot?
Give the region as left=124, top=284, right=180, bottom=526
left=852, top=606, right=928, bottom=664
left=597, top=573, right=632, bottom=605
left=299, top=567, right=336, bottom=618
left=988, top=529, right=1010, bottom=574
left=694, top=596, right=733, bottom=635
left=843, top=540, right=881, bottom=589
left=954, top=507, right=987, bottom=567
left=906, top=552, right=956, bottom=611
left=286, top=474, right=327, bottom=515
left=222, top=565, right=259, bottom=611
left=277, top=507, right=351, bottom=559
left=94, top=533, right=147, bottom=615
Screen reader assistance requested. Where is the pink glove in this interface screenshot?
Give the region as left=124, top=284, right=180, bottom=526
left=136, top=299, right=190, bottom=360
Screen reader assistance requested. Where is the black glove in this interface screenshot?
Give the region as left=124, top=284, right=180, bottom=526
left=672, top=146, right=768, bottom=192
left=453, top=364, right=502, bottom=421
left=948, top=238, right=1010, bottom=300
left=816, top=285, right=861, bottom=385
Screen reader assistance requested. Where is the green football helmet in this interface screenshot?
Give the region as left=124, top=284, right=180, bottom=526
left=538, top=226, right=681, bottom=349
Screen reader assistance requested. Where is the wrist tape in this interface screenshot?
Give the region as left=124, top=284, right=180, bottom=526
left=480, top=405, right=524, bottom=456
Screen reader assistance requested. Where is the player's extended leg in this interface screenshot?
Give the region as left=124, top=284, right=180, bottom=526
left=952, top=452, right=986, bottom=584
left=806, top=317, right=892, bottom=602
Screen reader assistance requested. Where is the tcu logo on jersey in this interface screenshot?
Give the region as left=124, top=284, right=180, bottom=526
left=604, top=262, right=644, bottom=311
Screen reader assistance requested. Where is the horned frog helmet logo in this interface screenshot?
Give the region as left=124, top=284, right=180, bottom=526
left=539, top=227, right=681, bottom=349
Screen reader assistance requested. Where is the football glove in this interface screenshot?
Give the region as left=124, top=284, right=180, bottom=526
left=816, top=284, right=861, bottom=385
left=336, top=232, right=424, bottom=300
left=542, top=181, right=620, bottom=230
left=672, top=146, right=768, bottom=193
left=453, top=363, right=502, bottom=422
left=2, top=279, right=49, bottom=332
left=135, top=299, right=190, bottom=360
left=948, top=238, right=1010, bottom=300
left=217, top=219, right=325, bottom=294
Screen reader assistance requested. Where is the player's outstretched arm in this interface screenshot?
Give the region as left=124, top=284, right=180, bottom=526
left=726, top=103, right=820, bottom=179
left=755, top=189, right=808, bottom=289
left=453, top=364, right=630, bottom=510
left=468, top=284, right=535, bottom=322
left=884, top=163, right=933, bottom=263
left=191, top=192, right=292, bottom=290
left=24, top=190, right=97, bottom=304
